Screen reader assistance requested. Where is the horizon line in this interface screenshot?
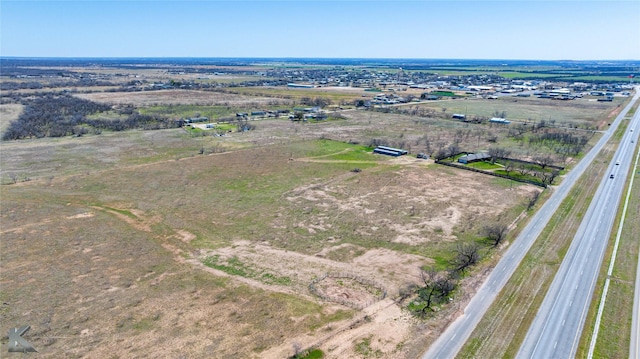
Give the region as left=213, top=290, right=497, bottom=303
left=1, top=56, right=639, bottom=62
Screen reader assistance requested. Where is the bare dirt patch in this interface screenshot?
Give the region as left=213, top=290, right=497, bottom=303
left=311, top=274, right=384, bottom=309
left=285, top=164, right=522, bottom=245
left=194, top=243, right=428, bottom=297
left=176, top=229, right=196, bottom=243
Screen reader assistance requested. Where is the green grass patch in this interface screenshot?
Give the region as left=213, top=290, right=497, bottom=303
left=466, top=161, right=502, bottom=170
left=292, top=348, right=324, bottom=359
left=429, top=91, right=457, bottom=97
left=493, top=170, right=545, bottom=184
left=354, top=335, right=383, bottom=358
left=103, top=206, right=137, bottom=219
left=300, top=138, right=373, bottom=158
left=203, top=255, right=292, bottom=286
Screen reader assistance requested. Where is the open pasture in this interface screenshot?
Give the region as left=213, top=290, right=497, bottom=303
left=412, top=95, right=625, bottom=128
left=226, top=86, right=372, bottom=105
left=1, top=130, right=538, bottom=357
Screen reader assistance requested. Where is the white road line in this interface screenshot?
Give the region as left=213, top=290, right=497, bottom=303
left=587, top=113, right=640, bottom=359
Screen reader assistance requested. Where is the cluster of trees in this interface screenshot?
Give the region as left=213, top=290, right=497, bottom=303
left=0, top=79, right=116, bottom=92
left=500, top=160, right=561, bottom=185
left=528, top=131, right=591, bottom=157
left=235, top=117, right=256, bottom=132
left=407, top=222, right=513, bottom=317
left=298, top=96, right=332, bottom=108
left=369, top=105, right=446, bottom=119
left=369, top=105, right=492, bottom=124
left=2, top=94, right=179, bottom=140
left=367, top=138, right=408, bottom=150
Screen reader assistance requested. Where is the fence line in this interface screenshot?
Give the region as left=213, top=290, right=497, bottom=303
left=435, top=158, right=548, bottom=188
left=308, top=272, right=387, bottom=310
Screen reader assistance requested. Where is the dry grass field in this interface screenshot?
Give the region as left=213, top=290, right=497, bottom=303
left=1, top=130, right=537, bottom=358
left=414, top=95, right=627, bottom=129
left=0, top=84, right=627, bottom=358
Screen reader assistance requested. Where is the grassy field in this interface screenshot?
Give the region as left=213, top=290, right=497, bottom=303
left=413, top=95, right=625, bottom=128
left=0, top=126, right=538, bottom=358
left=225, top=86, right=369, bottom=105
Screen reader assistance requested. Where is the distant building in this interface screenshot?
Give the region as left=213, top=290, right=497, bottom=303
left=489, top=117, right=511, bottom=125
left=373, top=146, right=407, bottom=157
left=287, top=83, right=315, bottom=88
left=458, top=152, right=490, bottom=164
left=467, top=85, right=494, bottom=92
left=185, top=117, right=208, bottom=124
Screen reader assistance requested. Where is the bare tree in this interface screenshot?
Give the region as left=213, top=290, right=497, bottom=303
left=549, top=169, right=560, bottom=185
left=504, top=161, right=515, bottom=176
left=493, top=110, right=507, bottom=118
left=447, top=143, right=461, bottom=158
left=397, top=283, right=418, bottom=304
left=488, top=147, right=511, bottom=164
left=451, top=243, right=480, bottom=272
left=412, top=269, right=457, bottom=317
left=527, top=191, right=540, bottom=210
left=8, top=173, right=19, bottom=184
left=517, top=162, right=531, bottom=176
left=482, top=223, right=509, bottom=247
left=539, top=169, right=560, bottom=185
left=533, top=155, right=554, bottom=169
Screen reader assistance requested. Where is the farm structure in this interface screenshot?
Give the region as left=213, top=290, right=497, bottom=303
left=489, top=117, right=511, bottom=125
left=373, top=146, right=408, bottom=157
left=458, top=152, right=491, bottom=164
left=184, top=117, right=209, bottom=124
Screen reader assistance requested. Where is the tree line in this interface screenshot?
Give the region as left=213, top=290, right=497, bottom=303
left=2, top=94, right=179, bottom=140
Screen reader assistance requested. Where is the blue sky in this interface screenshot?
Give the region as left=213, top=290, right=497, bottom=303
left=1, top=1, right=639, bottom=60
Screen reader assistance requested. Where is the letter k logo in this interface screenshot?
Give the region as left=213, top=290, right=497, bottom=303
left=8, top=326, right=37, bottom=353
